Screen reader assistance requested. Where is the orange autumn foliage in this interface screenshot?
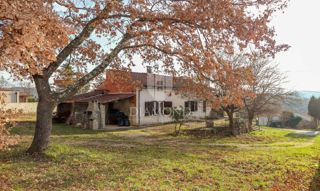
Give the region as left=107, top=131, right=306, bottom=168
left=1, top=0, right=289, bottom=80
left=0, top=94, right=20, bottom=151
left=178, top=57, right=256, bottom=110
left=100, top=70, right=143, bottom=93
left=0, top=0, right=70, bottom=76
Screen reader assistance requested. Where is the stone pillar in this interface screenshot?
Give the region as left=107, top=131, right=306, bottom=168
left=92, top=102, right=100, bottom=130
left=99, top=104, right=105, bottom=129
left=86, top=101, right=100, bottom=130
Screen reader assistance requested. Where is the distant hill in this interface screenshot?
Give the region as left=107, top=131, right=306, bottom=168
left=280, top=91, right=317, bottom=121
left=281, top=98, right=311, bottom=120
left=297, top=91, right=320, bottom=99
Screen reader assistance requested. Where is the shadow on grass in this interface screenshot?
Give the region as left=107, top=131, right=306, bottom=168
left=285, top=132, right=318, bottom=140
left=0, top=147, right=54, bottom=163
left=310, top=162, right=320, bottom=191
left=10, top=123, right=105, bottom=136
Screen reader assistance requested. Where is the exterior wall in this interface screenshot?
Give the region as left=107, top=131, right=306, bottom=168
left=136, top=87, right=211, bottom=126
left=19, top=96, right=28, bottom=103
left=258, top=117, right=269, bottom=126
left=1, top=90, right=33, bottom=103
left=3, top=102, right=57, bottom=114
left=0, top=90, right=19, bottom=103
left=258, top=116, right=282, bottom=126
left=3, top=102, right=38, bottom=113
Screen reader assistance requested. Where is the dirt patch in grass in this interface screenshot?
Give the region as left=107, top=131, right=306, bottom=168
left=181, top=127, right=231, bottom=137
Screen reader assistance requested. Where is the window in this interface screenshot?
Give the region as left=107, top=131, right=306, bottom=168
left=185, top=101, right=198, bottom=112
left=203, top=101, right=207, bottom=113
left=163, top=101, right=172, bottom=115
left=145, top=102, right=153, bottom=116
left=157, top=80, right=164, bottom=90
left=145, top=101, right=160, bottom=116
left=146, top=101, right=172, bottom=116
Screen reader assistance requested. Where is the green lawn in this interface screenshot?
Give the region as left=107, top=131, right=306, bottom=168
left=1, top=123, right=320, bottom=190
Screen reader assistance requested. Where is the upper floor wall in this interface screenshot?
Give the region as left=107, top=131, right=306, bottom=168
left=99, top=70, right=183, bottom=93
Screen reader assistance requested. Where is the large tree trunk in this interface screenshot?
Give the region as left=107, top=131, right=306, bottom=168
left=27, top=76, right=56, bottom=155
left=228, top=112, right=234, bottom=129
left=27, top=99, right=55, bottom=154
left=227, top=111, right=238, bottom=136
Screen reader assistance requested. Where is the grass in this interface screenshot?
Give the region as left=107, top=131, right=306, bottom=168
left=1, top=123, right=320, bottom=190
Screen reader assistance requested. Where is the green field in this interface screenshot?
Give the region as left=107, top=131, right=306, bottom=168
left=1, top=123, right=319, bottom=190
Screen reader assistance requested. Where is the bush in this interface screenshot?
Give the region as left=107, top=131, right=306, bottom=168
left=168, top=107, right=190, bottom=135
left=281, top=111, right=302, bottom=128
left=27, top=97, right=37, bottom=102
left=287, top=116, right=302, bottom=128
left=0, top=94, right=20, bottom=150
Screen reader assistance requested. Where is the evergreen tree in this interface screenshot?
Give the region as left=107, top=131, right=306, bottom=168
left=308, top=96, right=320, bottom=128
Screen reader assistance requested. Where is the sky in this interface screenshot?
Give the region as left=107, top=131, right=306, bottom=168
left=272, top=0, right=320, bottom=91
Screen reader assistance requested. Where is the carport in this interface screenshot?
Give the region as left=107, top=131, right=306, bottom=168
left=54, top=90, right=136, bottom=130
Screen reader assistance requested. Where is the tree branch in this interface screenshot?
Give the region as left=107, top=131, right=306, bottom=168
left=57, top=33, right=132, bottom=101
left=43, top=7, right=113, bottom=78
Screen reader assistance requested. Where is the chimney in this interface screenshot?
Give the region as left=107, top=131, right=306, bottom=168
left=146, top=66, right=152, bottom=74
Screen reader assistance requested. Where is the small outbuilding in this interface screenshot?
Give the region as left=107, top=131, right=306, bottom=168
left=54, top=90, right=135, bottom=130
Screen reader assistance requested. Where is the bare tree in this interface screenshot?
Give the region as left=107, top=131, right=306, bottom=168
left=243, top=59, right=290, bottom=130
left=192, top=55, right=289, bottom=134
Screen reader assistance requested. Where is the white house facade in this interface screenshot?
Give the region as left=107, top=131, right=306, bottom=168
left=56, top=70, right=212, bottom=129
left=135, top=86, right=211, bottom=126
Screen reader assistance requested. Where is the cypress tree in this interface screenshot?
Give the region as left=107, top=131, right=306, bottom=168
left=308, top=96, right=320, bottom=128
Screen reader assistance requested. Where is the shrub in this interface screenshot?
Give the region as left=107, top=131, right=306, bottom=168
left=0, top=93, right=20, bottom=150
left=168, top=107, right=190, bottom=135
left=281, top=111, right=303, bottom=128
left=287, top=116, right=302, bottom=128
